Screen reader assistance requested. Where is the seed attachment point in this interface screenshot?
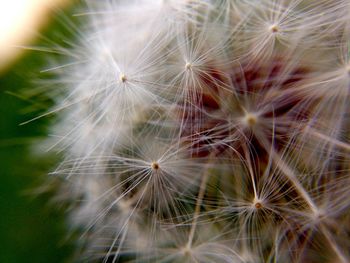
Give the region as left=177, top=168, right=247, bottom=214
left=244, top=113, right=257, bottom=127
left=253, top=198, right=263, bottom=209
left=119, top=73, right=127, bottom=83
left=269, top=24, right=279, bottom=33
left=254, top=202, right=262, bottom=209
left=185, top=62, right=192, bottom=70
left=151, top=162, right=160, bottom=170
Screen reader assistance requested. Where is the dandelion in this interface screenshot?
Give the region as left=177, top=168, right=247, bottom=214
left=32, top=0, right=350, bottom=262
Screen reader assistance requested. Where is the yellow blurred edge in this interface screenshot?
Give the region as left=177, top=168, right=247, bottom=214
left=0, top=0, right=73, bottom=75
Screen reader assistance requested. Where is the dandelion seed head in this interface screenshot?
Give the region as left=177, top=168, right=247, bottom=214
left=41, top=0, right=350, bottom=261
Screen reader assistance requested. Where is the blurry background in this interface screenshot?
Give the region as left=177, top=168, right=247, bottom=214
left=0, top=1, right=77, bottom=262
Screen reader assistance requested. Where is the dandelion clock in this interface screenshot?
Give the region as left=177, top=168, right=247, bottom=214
left=31, top=0, right=350, bottom=262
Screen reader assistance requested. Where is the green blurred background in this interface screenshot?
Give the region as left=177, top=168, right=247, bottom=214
left=0, top=3, right=78, bottom=262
